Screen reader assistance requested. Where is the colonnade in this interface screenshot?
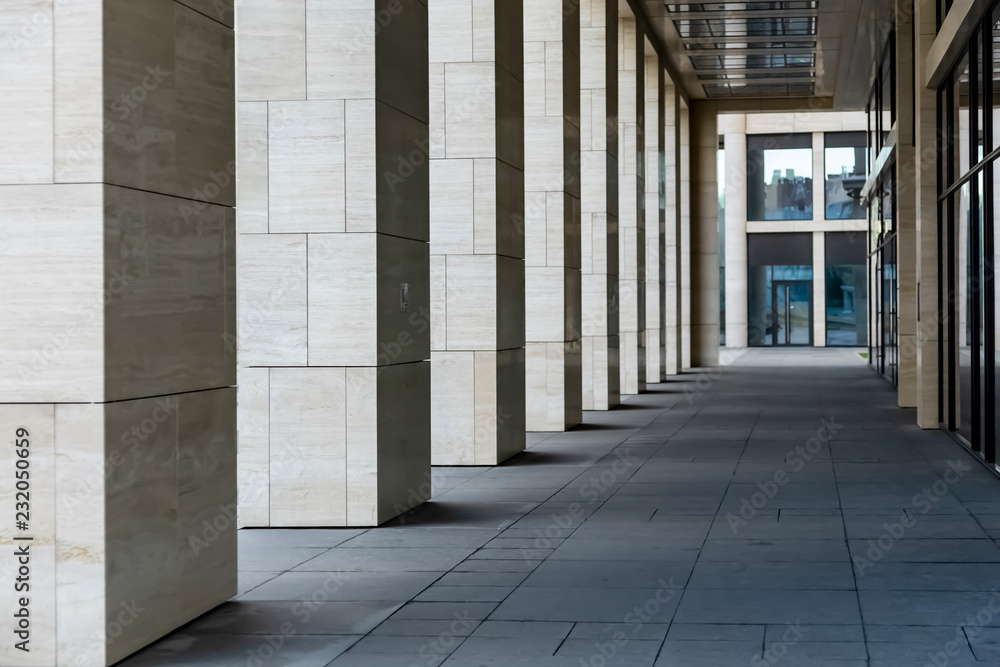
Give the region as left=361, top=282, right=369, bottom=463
left=0, top=1, right=719, bottom=664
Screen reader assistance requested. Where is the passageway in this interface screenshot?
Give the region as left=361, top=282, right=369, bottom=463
left=122, top=350, right=1000, bottom=666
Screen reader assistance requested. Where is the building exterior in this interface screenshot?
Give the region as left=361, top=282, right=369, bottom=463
left=720, top=112, right=870, bottom=351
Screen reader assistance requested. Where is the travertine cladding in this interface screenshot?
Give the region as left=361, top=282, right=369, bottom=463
left=722, top=120, right=748, bottom=348
left=524, top=0, right=583, bottom=431
left=618, top=14, right=646, bottom=394
left=236, top=0, right=431, bottom=526
left=914, top=0, right=940, bottom=427
left=0, top=1, right=237, bottom=665
left=428, top=0, right=526, bottom=465
left=680, top=102, right=692, bottom=369
left=690, top=104, right=718, bottom=367
left=665, top=78, right=682, bottom=375
left=644, top=51, right=666, bottom=384
left=895, top=4, right=918, bottom=408
left=580, top=0, right=621, bottom=411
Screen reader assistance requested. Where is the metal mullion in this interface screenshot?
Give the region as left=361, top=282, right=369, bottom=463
left=984, top=25, right=996, bottom=463
left=868, top=184, right=874, bottom=365
left=938, top=87, right=946, bottom=424
left=880, top=247, right=886, bottom=376
left=938, top=152, right=1000, bottom=202
left=948, top=81, right=958, bottom=430
left=986, top=160, right=996, bottom=462
left=971, top=35, right=983, bottom=453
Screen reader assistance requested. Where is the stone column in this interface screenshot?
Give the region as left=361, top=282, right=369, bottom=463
left=618, top=14, right=646, bottom=394
left=524, top=0, right=583, bottom=431
left=236, top=0, right=431, bottom=526
left=914, top=0, right=940, bottom=426
left=690, top=104, right=720, bottom=366
left=665, top=77, right=682, bottom=375
left=680, top=100, right=692, bottom=369
left=428, top=0, right=526, bottom=465
left=580, top=0, right=620, bottom=411
left=721, top=114, right=748, bottom=348
left=896, top=0, right=918, bottom=408
left=811, top=131, right=827, bottom=348
left=813, top=231, right=827, bottom=347
left=645, top=53, right=666, bottom=383
left=0, top=1, right=236, bottom=664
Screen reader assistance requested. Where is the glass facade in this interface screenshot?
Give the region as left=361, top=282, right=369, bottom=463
left=747, top=233, right=814, bottom=346
left=824, top=132, right=867, bottom=219
left=867, top=25, right=898, bottom=386
left=869, top=170, right=897, bottom=384
left=825, top=232, right=868, bottom=346
left=936, top=8, right=1000, bottom=464
left=747, top=134, right=813, bottom=220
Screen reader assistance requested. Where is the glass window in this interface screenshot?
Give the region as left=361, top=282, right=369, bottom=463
left=825, top=232, right=867, bottom=346
left=868, top=164, right=897, bottom=384
left=879, top=34, right=895, bottom=138
left=867, top=89, right=877, bottom=173
left=956, top=54, right=971, bottom=173
left=974, top=28, right=985, bottom=163
left=746, top=134, right=813, bottom=221
left=748, top=265, right=813, bottom=346
left=958, top=180, right=973, bottom=443
left=991, top=11, right=1000, bottom=152
left=747, top=233, right=813, bottom=346
left=824, top=132, right=867, bottom=219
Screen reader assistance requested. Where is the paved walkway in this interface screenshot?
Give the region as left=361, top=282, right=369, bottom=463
left=122, top=349, right=1000, bottom=666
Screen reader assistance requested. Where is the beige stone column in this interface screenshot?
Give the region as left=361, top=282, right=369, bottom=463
left=721, top=114, right=748, bottom=348
left=645, top=52, right=666, bottom=383
left=618, top=13, right=646, bottom=394
left=580, top=0, right=620, bottom=410
left=896, top=0, right=918, bottom=408
left=236, top=0, right=431, bottom=526
left=812, top=131, right=827, bottom=347
left=428, top=0, right=526, bottom=465
left=813, top=231, right=827, bottom=347
left=524, top=0, right=583, bottom=430
left=665, top=77, right=682, bottom=374
left=680, top=99, right=693, bottom=369
left=914, top=0, right=940, bottom=426
left=813, top=131, right=826, bottom=226
left=690, top=103, right=720, bottom=366
left=0, top=1, right=236, bottom=664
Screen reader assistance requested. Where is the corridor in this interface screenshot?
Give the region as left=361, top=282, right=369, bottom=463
left=122, top=350, right=1000, bottom=666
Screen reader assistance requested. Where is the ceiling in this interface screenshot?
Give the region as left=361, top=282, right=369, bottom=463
left=633, top=0, right=883, bottom=109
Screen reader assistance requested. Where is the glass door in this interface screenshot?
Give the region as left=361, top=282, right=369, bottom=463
left=772, top=280, right=813, bottom=346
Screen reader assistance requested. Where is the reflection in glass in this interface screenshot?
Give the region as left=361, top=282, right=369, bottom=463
left=825, top=266, right=867, bottom=346
left=824, top=132, right=867, bottom=220
left=748, top=265, right=813, bottom=346
left=775, top=281, right=811, bottom=345
left=959, top=181, right=972, bottom=443
left=747, top=135, right=813, bottom=221
left=882, top=240, right=897, bottom=383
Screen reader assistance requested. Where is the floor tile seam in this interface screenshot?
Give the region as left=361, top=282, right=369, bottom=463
left=551, top=621, right=577, bottom=656
left=235, top=571, right=285, bottom=600
left=830, top=437, right=871, bottom=663
left=347, top=566, right=476, bottom=663
left=652, top=406, right=760, bottom=664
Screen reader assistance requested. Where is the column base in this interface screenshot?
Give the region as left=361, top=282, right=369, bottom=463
left=582, top=335, right=621, bottom=410
left=526, top=341, right=582, bottom=431
left=431, top=349, right=526, bottom=466
left=238, top=362, right=431, bottom=528
left=0, top=389, right=237, bottom=667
